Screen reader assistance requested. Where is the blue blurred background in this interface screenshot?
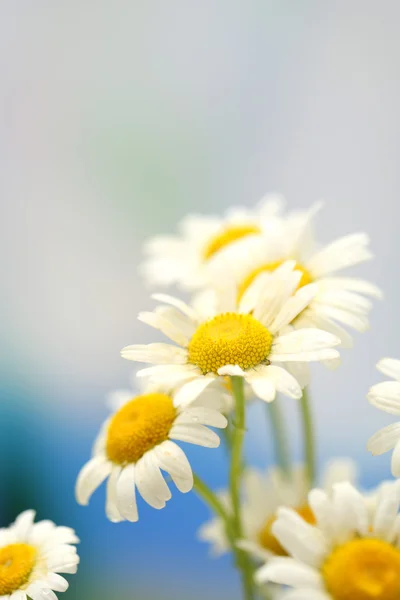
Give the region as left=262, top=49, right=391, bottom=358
left=1, top=1, right=400, bottom=598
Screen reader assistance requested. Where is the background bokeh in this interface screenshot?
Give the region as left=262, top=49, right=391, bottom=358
left=1, top=1, right=400, bottom=598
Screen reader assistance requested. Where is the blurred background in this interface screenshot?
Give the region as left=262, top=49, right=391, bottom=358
left=1, top=1, right=400, bottom=598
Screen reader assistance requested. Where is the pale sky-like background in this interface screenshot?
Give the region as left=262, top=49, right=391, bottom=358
left=1, top=2, right=400, bottom=598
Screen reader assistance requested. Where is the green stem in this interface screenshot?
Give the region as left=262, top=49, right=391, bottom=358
left=230, top=376, right=255, bottom=600
left=193, top=474, right=230, bottom=524
left=300, top=387, right=316, bottom=486
left=266, top=399, right=291, bottom=477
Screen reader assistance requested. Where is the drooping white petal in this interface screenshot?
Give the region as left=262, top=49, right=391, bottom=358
left=367, top=423, right=400, bottom=455
left=75, top=457, right=112, bottom=506
left=116, top=464, right=139, bottom=522
left=218, top=365, right=246, bottom=377
left=45, top=573, right=69, bottom=592
left=245, top=369, right=276, bottom=403
left=26, top=585, right=57, bottom=600
left=105, top=466, right=123, bottom=523
left=121, top=343, right=187, bottom=364
left=10, top=591, right=27, bottom=600
left=377, top=358, right=400, bottom=381
left=257, top=365, right=302, bottom=399
left=154, top=440, right=193, bottom=493
left=135, top=452, right=171, bottom=510
left=368, top=381, right=400, bottom=415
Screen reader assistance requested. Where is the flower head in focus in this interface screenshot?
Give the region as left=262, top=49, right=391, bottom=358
left=76, top=385, right=227, bottom=522
left=0, top=510, right=79, bottom=600
left=257, top=479, right=400, bottom=600
left=141, top=195, right=283, bottom=290
left=213, top=204, right=381, bottom=347
left=121, top=263, right=341, bottom=406
left=198, top=460, right=356, bottom=561
left=367, top=358, right=400, bottom=476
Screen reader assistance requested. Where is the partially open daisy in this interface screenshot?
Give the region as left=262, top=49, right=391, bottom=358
left=367, top=358, right=400, bottom=477
left=214, top=205, right=381, bottom=347
left=257, top=479, right=400, bottom=600
left=140, top=194, right=283, bottom=290
left=0, top=509, right=79, bottom=600
left=121, top=264, right=341, bottom=406
left=76, top=386, right=227, bottom=522
left=198, top=460, right=356, bottom=561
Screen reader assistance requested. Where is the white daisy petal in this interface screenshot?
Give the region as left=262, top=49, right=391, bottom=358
left=116, top=464, right=139, bottom=522
left=151, top=293, right=199, bottom=320
left=271, top=329, right=340, bottom=357
left=175, top=406, right=227, bottom=428
left=170, top=423, right=221, bottom=448
left=218, top=365, right=246, bottom=377
left=75, top=456, right=112, bottom=506
left=13, top=510, right=36, bottom=540
left=255, top=557, right=323, bottom=588
left=278, top=590, right=331, bottom=600
left=106, top=466, right=123, bottom=523
left=26, top=586, right=57, bottom=600
left=331, top=482, right=369, bottom=542
left=245, top=370, right=276, bottom=403
left=173, top=376, right=216, bottom=407
left=368, top=381, right=400, bottom=415
left=272, top=508, right=329, bottom=568
left=373, top=480, right=400, bottom=542
left=45, top=573, right=69, bottom=592
left=391, top=440, right=400, bottom=478
left=10, top=592, right=27, bottom=600
left=269, top=284, right=318, bottom=333
left=154, top=440, right=193, bottom=493
left=377, top=358, right=400, bottom=381
left=367, top=423, right=400, bottom=455
left=138, top=311, right=191, bottom=347
left=307, top=232, right=372, bottom=277
left=318, top=277, right=382, bottom=299
left=135, top=452, right=171, bottom=510
left=121, top=343, right=187, bottom=364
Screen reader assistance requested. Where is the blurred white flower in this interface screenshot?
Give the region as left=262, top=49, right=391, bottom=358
left=0, top=510, right=79, bottom=600
left=140, top=194, right=283, bottom=290
left=367, top=358, right=400, bottom=476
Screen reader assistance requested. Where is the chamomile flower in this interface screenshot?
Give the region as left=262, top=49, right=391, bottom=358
left=198, top=460, right=356, bottom=560
left=76, top=387, right=227, bottom=522
left=257, top=479, right=400, bottom=600
left=367, top=358, right=400, bottom=477
left=215, top=205, right=381, bottom=347
left=0, top=510, right=79, bottom=600
left=141, top=194, right=283, bottom=290
left=121, top=264, right=341, bottom=406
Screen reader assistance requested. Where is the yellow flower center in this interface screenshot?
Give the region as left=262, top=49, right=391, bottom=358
left=188, top=313, right=273, bottom=375
left=238, top=260, right=313, bottom=301
left=203, top=224, right=261, bottom=261
left=323, top=538, right=400, bottom=600
left=106, top=393, right=177, bottom=464
left=257, top=504, right=316, bottom=555
left=0, top=543, right=37, bottom=595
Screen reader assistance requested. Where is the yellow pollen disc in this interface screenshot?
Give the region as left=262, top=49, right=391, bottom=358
left=106, top=393, right=177, bottom=464
left=202, top=224, right=261, bottom=261
left=257, top=504, right=316, bottom=556
left=188, top=312, right=273, bottom=375
left=0, top=543, right=37, bottom=595
left=323, top=538, right=400, bottom=600
left=238, top=260, right=313, bottom=301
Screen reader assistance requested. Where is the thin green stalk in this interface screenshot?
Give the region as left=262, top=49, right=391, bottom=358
left=230, top=376, right=255, bottom=600
left=193, top=474, right=230, bottom=523
left=299, top=387, right=316, bottom=486
left=266, top=399, right=291, bottom=477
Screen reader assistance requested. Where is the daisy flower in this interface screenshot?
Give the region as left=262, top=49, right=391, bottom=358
left=0, top=509, right=79, bottom=600
left=214, top=205, right=381, bottom=347
left=257, top=479, right=400, bottom=600
left=198, top=460, right=356, bottom=560
left=76, top=387, right=227, bottom=522
left=140, top=194, right=283, bottom=290
left=121, top=264, right=341, bottom=406
left=367, top=358, right=400, bottom=477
